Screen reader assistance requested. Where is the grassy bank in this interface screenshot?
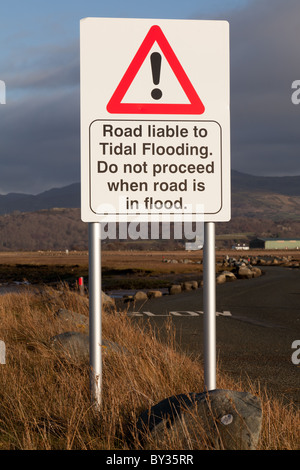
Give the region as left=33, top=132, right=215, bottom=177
left=0, top=286, right=298, bottom=450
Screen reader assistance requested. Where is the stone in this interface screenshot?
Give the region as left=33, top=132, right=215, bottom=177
left=134, top=291, right=148, bottom=301
left=137, top=389, right=262, bottom=450
left=102, top=291, right=116, bottom=309
left=56, top=308, right=89, bottom=332
left=50, top=332, right=125, bottom=360
left=216, top=274, right=227, bottom=284
left=168, top=285, right=182, bottom=295
left=251, top=267, right=262, bottom=278
left=182, top=281, right=198, bottom=291
left=182, top=282, right=193, bottom=291
left=237, top=266, right=254, bottom=279
left=147, top=290, right=163, bottom=299
left=50, top=331, right=89, bottom=360
left=223, top=271, right=237, bottom=282
left=102, top=339, right=128, bottom=355
left=217, top=271, right=236, bottom=284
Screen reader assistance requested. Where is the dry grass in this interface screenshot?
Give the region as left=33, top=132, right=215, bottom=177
left=0, top=286, right=298, bottom=450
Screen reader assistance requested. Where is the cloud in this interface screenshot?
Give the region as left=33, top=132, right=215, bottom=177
left=0, top=87, right=80, bottom=194
left=1, top=0, right=300, bottom=197
left=0, top=41, right=80, bottom=194
left=227, top=0, right=300, bottom=176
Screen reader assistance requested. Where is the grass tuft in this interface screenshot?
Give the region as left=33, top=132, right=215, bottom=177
left=0, top=286, right=298, bottom=450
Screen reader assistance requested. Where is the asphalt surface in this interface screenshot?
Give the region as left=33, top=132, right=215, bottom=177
left=120, top=266, right=300, bottom=407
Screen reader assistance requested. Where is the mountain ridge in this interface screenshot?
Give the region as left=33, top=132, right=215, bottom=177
left=0, top=170, right=300, bottom=217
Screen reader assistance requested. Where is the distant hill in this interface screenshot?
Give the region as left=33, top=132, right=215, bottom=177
left=0, top=183, right=80, bottom=215
left=231, top=171, right=300, bottom=220
left=1, top=171, right=300, bottom=217
left=231, top=171, right=300, bottom=196
left=0, top=171, right=299, bottom=251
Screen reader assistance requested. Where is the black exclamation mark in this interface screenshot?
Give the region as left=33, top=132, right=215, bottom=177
left=150, top=52, right=162, bottom=100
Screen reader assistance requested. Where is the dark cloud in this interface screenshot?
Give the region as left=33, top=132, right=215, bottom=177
left=0, top=42, right=80, bottom=194
left=4, top=43, right=79, bottom=92
left=0, top=87, right=80, bottom=194
left=227, top=0, right=300, bottom=176
left=1, top=0, right=300, bottom=195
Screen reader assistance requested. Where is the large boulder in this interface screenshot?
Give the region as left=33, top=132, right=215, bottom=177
left=223, top=271, right=237, bottom=282
left=251, top=267, right=262, bottom=278
left=216, top=271, right=236, bottom=284
left=181, top=282, right=192, bottom=291
left=49, top=332, right=125, bottom=361
left=147, top=290, right=163, bottom=299
left=50, top=331, right=89, bottom=361
left=137, top=389, right=262, bottom=450
left=134, top=291, right=148, bottom=301
left=55, top=308, right=89, bottom=333
left=102, top=291, right=116, bottom=309
left=168, top=285, right=182, bottom=295
left=182, top=281, right=198, bottom=291
left=237, top=266, right=254, bottom=279
left=216, top=273, right=227, bottom=284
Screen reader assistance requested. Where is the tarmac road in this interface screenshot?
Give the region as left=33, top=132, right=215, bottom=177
left=122, top=266, right=300, bottom=407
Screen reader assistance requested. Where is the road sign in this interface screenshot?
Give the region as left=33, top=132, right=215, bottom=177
left=80, top=18, right=230, bottom=223
left=81, top=18, right=230, bottom=222
left=107, top=25, right=205, bottom=115
left=80, top=17, right=230, bottom=404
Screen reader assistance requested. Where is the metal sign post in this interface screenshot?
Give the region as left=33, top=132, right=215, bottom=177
left=203, top=222, right=216, bottom=391
left=88, top=222, right=102, bottom=408
left=80, top=17, right=230, bottom=405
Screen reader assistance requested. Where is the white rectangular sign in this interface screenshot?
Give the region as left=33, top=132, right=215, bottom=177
left=80, top=18, right=230, bottom=222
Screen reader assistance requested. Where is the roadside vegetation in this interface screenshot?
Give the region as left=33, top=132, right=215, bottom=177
left=0, top=285, right=298, bottom=450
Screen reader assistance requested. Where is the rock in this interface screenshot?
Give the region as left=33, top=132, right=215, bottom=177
left=102, top=291, right=116, bottom=309
left=237, top=266, right=254, bottom=279
left=147, top=290, right=163, bottom=299
left=258, top=258, right=266, bottom=265
left=216, top=273, right=227, bottom=284
left=137, top=389, right=262, bottom=450
left=223, top=271, right=237, bottom=282
left=50, top=331, right=89, bottom=360
left=56, top=308, right=89, bottom=332
left=50, top=332, right=125, bottom=360
left=216, top=271, right=236, bottom=284
left=101, top=339, right=128, bottom=355
left=134, top=291, right=148, bottom=301
left=251, top=267, right=262, bottom=278
left=181, top=282, right=191, bottom=291
left=168, top=285, right=182, bottom=295
left=182, top=281, right=198, bottom=290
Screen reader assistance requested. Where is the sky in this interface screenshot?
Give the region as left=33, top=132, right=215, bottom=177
left=0, top=0, right=300, bottom=194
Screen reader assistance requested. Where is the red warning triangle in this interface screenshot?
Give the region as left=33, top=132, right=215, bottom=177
left=106, top=25, right=205, bottom=115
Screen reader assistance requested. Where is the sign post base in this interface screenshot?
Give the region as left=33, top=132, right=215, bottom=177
left=88, top=222, right=102, bottom=408
left=203, top=222, right=216, bottom=391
